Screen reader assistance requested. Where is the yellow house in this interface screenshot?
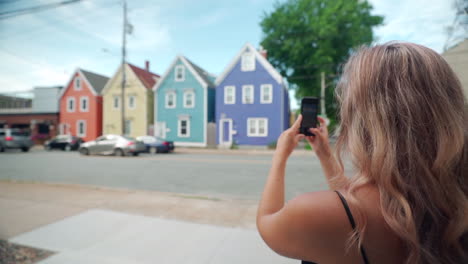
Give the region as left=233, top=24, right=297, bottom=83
left=102, top=62, right=160, bottom=137
left=443, top=39, right=468, bottom=100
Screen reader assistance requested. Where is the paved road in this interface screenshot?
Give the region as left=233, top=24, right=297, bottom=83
left=0, top=149, right=333, bottom=200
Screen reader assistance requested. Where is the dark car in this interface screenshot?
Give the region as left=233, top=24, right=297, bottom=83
left=44, top=135, right=83, bottom=151
left=0, top=128, right=34, bottom=152
left=136, top=136, right=174, bottom=153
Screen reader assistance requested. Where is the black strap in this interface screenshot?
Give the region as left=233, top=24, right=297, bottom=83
left=335, top=190, right=370, bottom=264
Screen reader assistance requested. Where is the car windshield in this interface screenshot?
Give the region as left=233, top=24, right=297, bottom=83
left=122, top=136, right=136, bottom=141
left=12, top=131, right=30, bottom=136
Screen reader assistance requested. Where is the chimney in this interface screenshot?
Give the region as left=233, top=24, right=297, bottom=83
left=259, top=46, right=268, bottom=59
left=145, top=60, right=150, bottom=72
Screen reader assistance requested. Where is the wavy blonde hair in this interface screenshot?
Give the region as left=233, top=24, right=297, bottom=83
left=334, top=42, right=468, bottom=264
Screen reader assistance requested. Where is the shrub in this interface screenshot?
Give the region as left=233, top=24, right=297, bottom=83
left=267, top=141, right=277, bottom=149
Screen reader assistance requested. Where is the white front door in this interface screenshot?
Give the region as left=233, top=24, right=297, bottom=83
left=156, top=122, right=166, bottom=139
left=219, top=119, right=232, bottom=146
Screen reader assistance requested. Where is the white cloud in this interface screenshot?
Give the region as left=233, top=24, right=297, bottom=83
left=369, top=0, right=456, bottom=52
left=192, top=8, right=230, bottom=28
left=126, top=6, right=172, bottom=50
left=0, top=50, right=89, bottom=93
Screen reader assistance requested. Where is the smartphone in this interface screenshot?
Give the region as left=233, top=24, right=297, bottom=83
left=299, top=97, right=319, bottom=136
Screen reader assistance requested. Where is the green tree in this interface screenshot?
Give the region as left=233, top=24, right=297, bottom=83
left=260, top=0, right=383, bottom=119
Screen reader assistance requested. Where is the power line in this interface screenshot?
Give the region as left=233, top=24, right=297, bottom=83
left=0, top=0, right=84, bottom=20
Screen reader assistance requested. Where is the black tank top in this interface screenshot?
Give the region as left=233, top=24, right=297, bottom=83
left=301, top=191, right=370, bottom=264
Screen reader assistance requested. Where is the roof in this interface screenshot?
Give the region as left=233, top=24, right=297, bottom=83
left=215, top=42, right=284, bottom=86
left=80, top=69, right=109, bottom=94
left=153, top=56, right=216, bottom=91
left=184, top=57, right=216, bottom=88
left=128, top=63, right=160, bottom=89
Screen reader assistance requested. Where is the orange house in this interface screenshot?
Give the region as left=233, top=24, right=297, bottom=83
left=59, top=69, right=109, bottom=142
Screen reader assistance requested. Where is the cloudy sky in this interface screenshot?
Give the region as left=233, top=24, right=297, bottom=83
left=0, top=0, right=461, bottom=109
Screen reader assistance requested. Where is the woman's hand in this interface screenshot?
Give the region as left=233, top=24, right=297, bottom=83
left=305, top=116, right=332, bottom=158
left=275, top=115, right=305, bottom=161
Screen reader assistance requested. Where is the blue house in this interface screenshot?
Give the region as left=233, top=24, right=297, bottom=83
left=153, top=56, right=216, bottom=147
left=215, top=43, right=290, bottom=147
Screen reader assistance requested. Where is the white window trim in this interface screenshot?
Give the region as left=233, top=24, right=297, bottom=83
left=241, top=52, right=256, bottom=72
left=113, top=96, right=120, bottom=110
left=260, top=84, right=273, bottom=104
left=74, top=77, right=82, bottom=91
left=183, top=90, right=195, bottom=108
left=224, top=86, right=235, bottom=104
left=165, top=92, right=176, bottom=109
left=79, top=96, right=89, bottom=112
left=178, top=117, right=190, bottom=138
left=66, top=97, right=75, bottom=112
left=242, top=85, right=254, bottom=104
left=76, top=120, right=86, bottom=137
left=247, top=118, right=268, bottom=137
left=128, top=95, right=136, bottom=110
left=175, top=65, right=185, bottom=82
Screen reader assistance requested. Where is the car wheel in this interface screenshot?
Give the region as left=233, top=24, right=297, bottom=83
left=79, top=148, right=89, bottom=156
left=64, top=144, right=71, bottom=151
left=132, top=152, right=139, bottom=157
left=114, top=148, right=125, bottom=157
left=21, top=147, right=29, bottom=152
left=154, top=147, right=161, bottom=154
left=0, top=146, right=4, bottom=152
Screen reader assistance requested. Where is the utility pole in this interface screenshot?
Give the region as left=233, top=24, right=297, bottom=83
left=320, top=71, right=327, bottom=117
left=121, top=0, right=127, bottom=135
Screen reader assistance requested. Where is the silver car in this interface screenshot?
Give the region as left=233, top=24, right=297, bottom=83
left=0, top=128, right=34, bottom=152
left=78, top=134, right=146, bottom=156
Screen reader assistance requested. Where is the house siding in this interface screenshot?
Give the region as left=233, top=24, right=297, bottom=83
left=216, top=56, right=288, bottom=146
left=59, top=72, right=102, bottom=142
left=155, top=59, right=206, bottom=145
left=443, top=40, right=468, bottom=100
left=102, top=64, right=151, bottom=138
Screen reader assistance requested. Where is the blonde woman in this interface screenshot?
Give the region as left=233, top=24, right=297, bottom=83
left=257, top=42, right=467, bottom=264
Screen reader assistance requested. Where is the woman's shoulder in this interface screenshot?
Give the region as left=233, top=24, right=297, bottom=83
left=258, top=190, right=360, bottom=262
left=290, top=185, right=404, bottom=263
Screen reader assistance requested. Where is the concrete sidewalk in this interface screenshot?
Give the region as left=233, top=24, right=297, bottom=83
left=11, top=209, right=296, bottom=264
left=0, top=181, right=296, bottom=263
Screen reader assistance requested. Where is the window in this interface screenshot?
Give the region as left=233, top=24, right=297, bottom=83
left=175, top=65, right=185, bottom=81
left=241, top=51, right=255, bottom=71
left=67, top=97, right=75, bottom=112
left=38, top=123, right=49, bottom=134
left=124, top=120, right=131, bottom=135
left=80, top=96, right=89, bottom=112
left=183, top=91, right=195, bottom=108
left=165, top=92, right=176, bottom=108
left=128, top=95, right=136, bottom=109
left=113, top=96, right=120, bottom=110
left=247, top=118, right=268, bottom=137
left=260, top=84, right=273, bottom=104
left=224, top=86, right=235, bottom=104
left=242, top=85, right=254, bottom=104
left=77, top=120, right=86, bottom=137
left=74, top=77, right=81, bottom=90
left=178, top=118, right=190, bottom=137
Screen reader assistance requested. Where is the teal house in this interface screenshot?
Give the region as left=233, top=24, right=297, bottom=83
left=153, top=56, right=216, bottom=147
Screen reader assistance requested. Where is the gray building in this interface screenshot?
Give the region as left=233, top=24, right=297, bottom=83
left=442, top=39, right=468, bottom=100
left=32, top=86, right=62, bottom=113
